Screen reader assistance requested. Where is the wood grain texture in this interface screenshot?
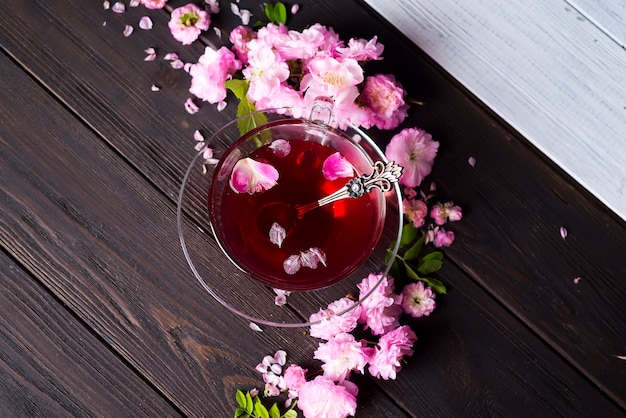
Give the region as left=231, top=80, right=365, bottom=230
left=570, top=0, right=626, bottom=47
left=0, top=252, right=181, bottom=417
left=1, top=0, right=625, bottom=416
left=364, top=0, right=626, bottom=221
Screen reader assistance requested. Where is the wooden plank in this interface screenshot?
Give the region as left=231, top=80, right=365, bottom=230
left=1, top=0, right=625, bottom=414
left=1, top=53, right=621, bottom=418
left=570, top=0, right=626, bottom=47
left=364, top=0, right=626, bottom=221
left=0, top=252, right=181, bottom=417
left=0, top=49, right=404, bottom=416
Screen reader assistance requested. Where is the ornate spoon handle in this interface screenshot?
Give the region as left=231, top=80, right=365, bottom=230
left=296, top=160, right=403, bottom=218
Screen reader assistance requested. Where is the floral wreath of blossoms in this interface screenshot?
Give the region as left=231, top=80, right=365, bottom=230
left=105, top=2, right=464, bottom=417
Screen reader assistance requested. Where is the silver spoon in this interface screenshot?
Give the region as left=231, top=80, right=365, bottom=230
left=295, top=160, right=403, bottom=218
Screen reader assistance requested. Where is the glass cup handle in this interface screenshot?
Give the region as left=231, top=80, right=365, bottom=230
left=308, top=96, right=334, bottom=125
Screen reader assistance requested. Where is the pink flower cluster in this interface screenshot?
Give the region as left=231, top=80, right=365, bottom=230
left=385, top=127, right=463, bottom=247
left=254, top=274, right=433, bottom=418
left=187, top=22, right=408, bottom=130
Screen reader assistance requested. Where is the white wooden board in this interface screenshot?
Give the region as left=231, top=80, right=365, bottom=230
left=365, top=0, right=626, bottom=221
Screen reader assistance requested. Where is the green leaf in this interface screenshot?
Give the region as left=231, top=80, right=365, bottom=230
left=236, top=96, right=269, bottom=137
left=273, top=2, right=287, bottom=24
left=245, top=392, right=254, bottom=413
left=254, top=398, right=270, bottom=418
left=264, top=2, right=275, bottom=21
left=236, top=390, right=246, bottom=408
left=283, top=410, right=298, bottom=418
left=403, top=260, right=421, bottom=281
left=403, top=233, right=425, bottom=261
left=234, top=408, right=249, bottom=418
left=421, top=277, right=447, bottom=294
left=399, top=224, right=418, bottom=247
left=417, top=251, right=444, bottom=275
left=225, top=79, right=248, bottom=100
left=268, top=403, right=280, bottom=418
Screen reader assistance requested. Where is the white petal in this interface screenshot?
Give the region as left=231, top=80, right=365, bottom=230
left=112, top=1, right=125, bottom=13
left=213, top=27, right=222, bottom=38
left=150, top=84, right=160, bottom=91
left=129, top=0, right=140, bottom=6
left=123, top=25, right=134, bottom=37
left=291, top=4, right=300, bottom=14
left=103, top=1, right=110, bottom=10
left=249, top=322, right=263, bottom=332
left=193, top=130, right=204, bottom=142
left=171, top=60, right=184, bottom=69
left=559, top=226, right=568, bottom=239
left=468, top=156, right=476, bottom=167
left=283, top=255, right=301, bottom=275
left=139, top=16, right=153, bottom=30
left=269, top=222, right=286, bottom=248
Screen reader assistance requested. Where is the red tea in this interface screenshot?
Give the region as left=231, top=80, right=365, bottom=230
left=209, top=139, right=384, bottom=291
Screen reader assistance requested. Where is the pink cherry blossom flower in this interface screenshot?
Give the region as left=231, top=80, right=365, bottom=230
left=403, top=198, right=428, bottom=228
left=283, top=364, right=307, bottom=392
left=302, top=57, right=363, bottom=98
left=229, top=157, right=279, bottom=194
left=189, top=46, right=241, bottom=104
left=430, top=201, right=463, bottom=225
left=297, top=376, right=357, bottom=418
left=243, top=47, right=290, bottom=104
left=360, top=74, right=408, bottom=130
left=140, top=0, right=167, bottom=9
left=322, top=152, right=354, bottom=180
left=401, top=282, right=436, bottom=317
left=276, top=26, right=327, bottom=61
left=309, top=297, right=362, bottom=340
left=357, top=273, right=402, bottom=335
left=168, top=3, right=210, bottom=45
left=368, top=325, right=417, bottom=380
left=385, top=128, right=439, bottom=188
left=426, top=226, right=455, bottom=248
left=336, top=36, right=384, bottom=62
left=314, top=333, right=369, bottom=382
left=229, top=25, right=256, bottom=64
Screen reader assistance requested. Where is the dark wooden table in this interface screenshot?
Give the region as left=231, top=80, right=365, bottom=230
left=2, top=1, right=625, bottom=416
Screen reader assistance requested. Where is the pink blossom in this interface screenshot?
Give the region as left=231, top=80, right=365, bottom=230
left=368, top=325, right=417, bottom=380
left=229, top=157, right=278, bottom=194
left=302, top=57, right=363, bottom=98
left=385, top=128, right=439, bottom=188
left=360, top=74, right=408, bottom=130
left=401, top=282, right=436, bottom=317
left=189, top=46, right=241, bottom=104
left=140, top=0, right=167, bottom=9
left=357, top=273, right=402, bottom=335
left=243, top=46, right=290, bottom=104
left=283, top=364, right=307, bottom=392
left=314, top=333, right=370, bottom=382
left=139, top=16, right=153, bottom=30
left=229, top=25, right=256, bottom=64
left=276, top=27, right=327, bottom=60
left=269, top=222, right=286, bottom=248
left=309, top=298, right=362, bottom=340
left=430, top=201, right=463, bottom=225
left=336, top=36, right=384, bottom=61
left=403, top=198, right=428, bottom=228
left=322, top=152, right=354, bottom=180
left=297, top=376, right=357, bottom=418
left=168, top=4, right=210, bottom=45
left=426, top=226, right=455, bottom=248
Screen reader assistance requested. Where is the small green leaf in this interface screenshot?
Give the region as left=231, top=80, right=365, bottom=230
left=417, top=251, right=444, bottom=275
left=283, top=410, right=298, bottom=418
left=403, top=233, right=425, bottom=261
left=273, top=2, right=287, bottom=24
left=236, top=390, right=247, bottom=408
left=268, top=403, right=280, bottom=418
left=245, top=392, right=254, bottom=413
left=225, top=79, right=248, bottom=100
left=264, top=2, right=275, bottom=21
left=254, top=398, right=270, bottom=418
left=402, top=259, right=421, bottom=281
left=236, top=96, right=269, bottom=137
left=400, top=224, right=418, bottom=247
left=234, top=407, right=249, bottom=418
left=421, top=277, right=447, bottom=294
